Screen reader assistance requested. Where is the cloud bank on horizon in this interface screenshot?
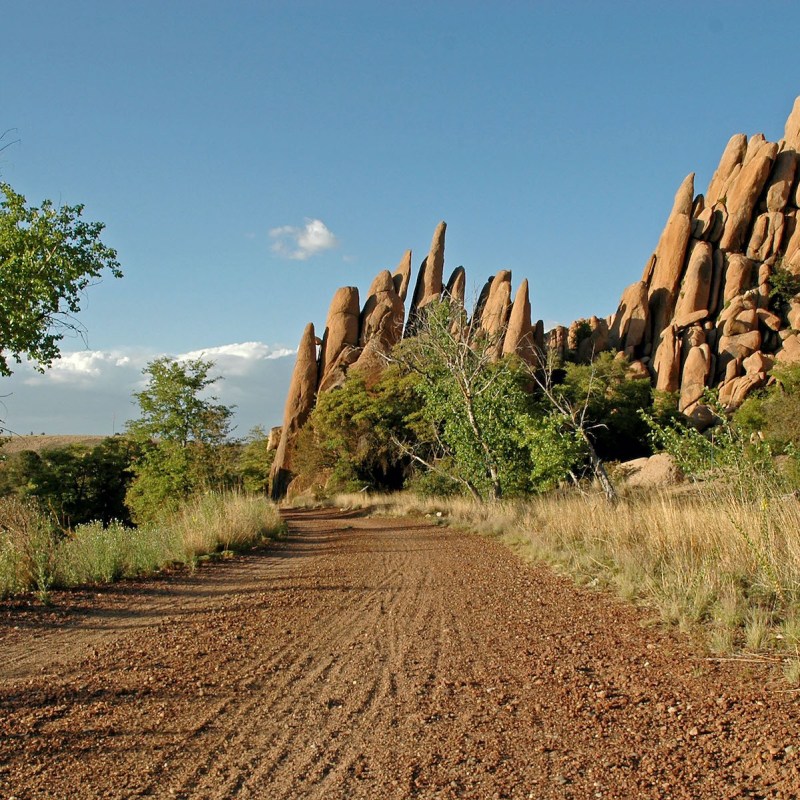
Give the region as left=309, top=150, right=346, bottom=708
left=269, top=218, right=339, bottom=261
left=2, top=342, right=296, bottom=438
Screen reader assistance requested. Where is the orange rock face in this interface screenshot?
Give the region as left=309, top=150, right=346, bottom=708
left=647, top=173, right=695, bottom=345
left=610, top=281, right=649, bottom=354
left=270, top=323, right=319, bottom=500
left=318, top=287, right=361, bottom=387
left=502, top=279, right=536, bottom=364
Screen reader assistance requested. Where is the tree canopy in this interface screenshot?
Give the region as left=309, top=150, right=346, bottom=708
left=0, top=182, right=121, bottom=376
left=125, top=357, right=234, bottom=522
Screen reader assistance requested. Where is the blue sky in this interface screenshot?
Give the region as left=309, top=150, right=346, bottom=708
left=3, top=1, right=800, bottom=436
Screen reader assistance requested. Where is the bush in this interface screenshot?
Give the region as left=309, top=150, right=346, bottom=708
left=0, top=497, right=59, bottom=601
left=0, top=493, right=284, bottom=598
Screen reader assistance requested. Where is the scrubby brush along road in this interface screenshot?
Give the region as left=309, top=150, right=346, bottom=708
left=1, top=508, right=798, bottom=798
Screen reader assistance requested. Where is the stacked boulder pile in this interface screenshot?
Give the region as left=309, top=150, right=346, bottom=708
left=270, top=97, right=800, bottom=498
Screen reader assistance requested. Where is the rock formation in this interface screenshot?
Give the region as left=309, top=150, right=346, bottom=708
left=269, top=323, right=319, bottom=500
left=269, top=98, right=800, bottom=496
left=317, top=287, right=361, bottom=393
left=406, top=221, right=446, bottom=334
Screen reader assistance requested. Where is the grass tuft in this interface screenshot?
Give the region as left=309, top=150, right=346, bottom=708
left=0, top=492, right=283, bottom=598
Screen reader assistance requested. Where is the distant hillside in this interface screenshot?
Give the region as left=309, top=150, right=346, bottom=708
left=0, top=435, right=109, bottom=454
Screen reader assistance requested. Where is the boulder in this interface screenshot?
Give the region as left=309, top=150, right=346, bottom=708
left=782, top=210, right=800, bottom=273
left=472, top=276, right=494, bottom=328
left=719, top=140, right=778, bottom=251
left=757, top=307, right=783, bottom=332
left=359, top=270, right=405, bottom=350
left=502, top=279, right=536, bottom=364
left=706, top=134, right=747, bottom=205
left=444, top=266, right=466, bottom=307
left=609, top=280, right=649, bottom=353
left=673, top=240, right=713, bottom=325
left=747, top=211, right=785, bottom=261
left=266, top=426, right=282, bottom=452
left=270, top=323, right=319, bottom=500
left=717, top=330, right=762, bottom=379
left=708, top=249, right=725, bottom=317
left=653, top=324, right=681, bottom=393
left=788, top=298, right=800, bottom=330
left=621, top=453, right=683, bottom=489
left=722, top=254, right=755, bottom=304
left=626, top=359, right=651, bottom=380
left=576, top=316, right=610, bottom=364
left=743, top=134, right=767, bottom=166
left=480, top=270, right=513, bottom=357
left=648, top=174, right=695, bottom=343
left=408, top=221, right=446, bottom=326
left=721, top=295, right=758, bottom=336
left=317, top=345, right=361, bottom=393
left=547, top=325, right=569, bottom=363
left=777, top=333, right=800, bottom=364
left=784, top=96, right=800, bottom=151
left=693, top=202, right=728, bottom=243
left=393, top=250, right=412, bottom=301
left=719, top=372, right=768, bottom=410
left=766, top=149, right=798, bottom=212
left=743, top=351, right=775, bottom=375
left=317, top=287, right=360, bottom=386
left=679, top=332, right=712, bottom=413
left=568, top=318, right=589, bottom=352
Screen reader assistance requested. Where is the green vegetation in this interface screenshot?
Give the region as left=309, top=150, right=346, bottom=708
left=301, top=302, right=655, bottom=502
left=768, top=262, right=800, bottom=320
left=293, top=367, right=423, bottom=495
left=0, top=492, right=283, bottom=601
left=125, top=357, right=235, bottom=523
left=0, top=183, right=121, bottom=377
left=391, top=300, right=588, bottom=500
left=0, top=437, right=140, bottom=527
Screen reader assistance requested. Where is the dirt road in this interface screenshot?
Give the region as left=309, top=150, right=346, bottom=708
left=1, top=508, right=799, bottom=799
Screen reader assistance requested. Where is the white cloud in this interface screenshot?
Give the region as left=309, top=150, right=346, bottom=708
left=269, top=218, right=339, bottom=260
left=5, top=342, right=297, bottom=436
left=178, top=342, right=297, bottom=377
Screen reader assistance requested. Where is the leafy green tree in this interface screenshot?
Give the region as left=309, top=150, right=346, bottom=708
left=235, top=426, right=275, bottom=493
left=0, top=437, right=139, bottom=527
left=0, top=183, right=121, bottom=376
left=295, top=367, right=425, bottom=493
left=125, top=358, right=234, bottom=522
left=558, top=352, right=654, bottom=462
left=392, top=301, right=583, bottom=500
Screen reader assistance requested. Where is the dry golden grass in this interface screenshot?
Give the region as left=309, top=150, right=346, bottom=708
left=0, top=434, right=108, bottom=454
left=0, top=492, right=284, bottom=599
left=306, top=484, right=800, bottom=662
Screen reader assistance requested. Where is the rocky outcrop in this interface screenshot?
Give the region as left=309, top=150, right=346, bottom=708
left=270, top=324, right=319, bottom=500
left=609, top=281, right=649, bottom=355
left=318, top=287, right=360, bottom=391
left=393, top=250, right=412, bottom=301
left=647, top=173, right=694, bottom=346
left=480, top=270, right=512, bottom=357
left=270, top=98, right=800, bottom=496
left=502, top=279, right=537, bottom=364
left=406, top=221, right=446, bottom=333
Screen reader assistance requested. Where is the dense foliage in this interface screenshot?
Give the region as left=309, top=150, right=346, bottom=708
left=0, top=437, right=139, bottom=527
left=125, top=357, right=235, bottom=523
left=294, top=367, right=424, bottom=494
left=0, top=183, right=121, bottom=376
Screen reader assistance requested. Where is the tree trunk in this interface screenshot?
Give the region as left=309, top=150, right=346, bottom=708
left=581, top=430, right=617, bottom=503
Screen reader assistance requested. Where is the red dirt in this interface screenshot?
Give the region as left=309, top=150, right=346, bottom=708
left=1, top=508, right=799, bottom=799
